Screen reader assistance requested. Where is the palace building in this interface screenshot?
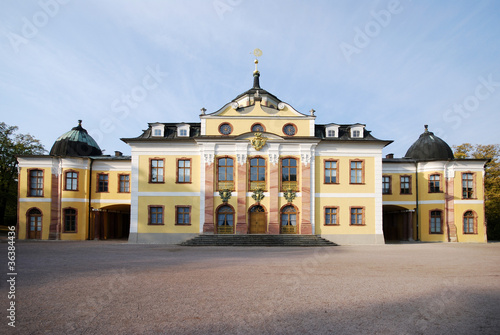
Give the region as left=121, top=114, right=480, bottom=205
left=17, top=64, right=488, bottom=244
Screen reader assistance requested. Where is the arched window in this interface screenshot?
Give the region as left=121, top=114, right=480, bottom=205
left=281, top=205, right=297, bottom=234
left=463, top=211, right=476, bottom=234
left=217, top=205, right=234, bottom=234
left=27, top=208, right=42, bottom=239
left=218, top=157, right=234, bottom=190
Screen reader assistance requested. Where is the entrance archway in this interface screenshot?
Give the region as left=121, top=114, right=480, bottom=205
left=91, top=204, right=130, bottom=240
left=249, top=205, right=266, bottom=234
left=280, top=205, right=298, bottom=234
left=217, top=204, right=235, bottom=234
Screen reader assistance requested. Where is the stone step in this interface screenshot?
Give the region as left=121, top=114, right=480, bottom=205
left=180, top=234, right=337, bottom=247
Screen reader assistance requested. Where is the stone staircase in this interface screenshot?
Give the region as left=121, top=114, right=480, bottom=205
left=180, top=234, right=337, bottom=247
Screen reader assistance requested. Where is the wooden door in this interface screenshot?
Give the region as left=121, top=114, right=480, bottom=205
left=250, top=212, right=266, bottom=234
left=29, top=215, right=42, bottom=239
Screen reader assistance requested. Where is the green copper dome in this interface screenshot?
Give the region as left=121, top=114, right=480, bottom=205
left=49, top=120, right=102, bottom=156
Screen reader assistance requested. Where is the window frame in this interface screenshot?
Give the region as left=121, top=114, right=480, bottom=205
left=118, top=174, right=130, bottom=193
left=349, top=159, right=365, bottom=185
left=148, top=205, right=165, bottom=225
left=280, top=156, right=299, bottom=191
left=349, top=207, right=365, bottom=226
left=248, top=156, right=267, bottom=191
left=382, top=175, right=392, bottom=195
left=216, top=156, right=235, bottom=191
left=428, top=173, right=443, bottom=193
left=324, top=206, right=339, bottom=226
left=282, top=123, right=297, bottom=137
left=175, top=206, right=192, bottom=225
left=64, top=170, right=79, bottom=191
left=461, top=172, right=476, bottom=199
left=463, top=210, right=477, bottom=234
left=251, top=123, right=266, bottom=133
left=96, top=173, right=109, bottom=193
left=400, top=175, right=412, bottom=195
left=429, top=209, right=443, bottom=234
left=63, top=207, right=78, bottom=233
left=324, top=159, right=339, bottom=184
left=28, top=168, right=44, bottom=197
left=176, top=158, right=192, bottom=184
left=149, top=158, right=165, bottom=184
left=26, top=207, right=43, bottom=238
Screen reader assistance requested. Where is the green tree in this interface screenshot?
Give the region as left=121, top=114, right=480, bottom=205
left=0, top=122, right=45, bottom=226
left=453, top=143, right=500, bottom=240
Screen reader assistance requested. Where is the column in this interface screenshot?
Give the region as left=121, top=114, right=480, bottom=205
left=445, top=176, right=456, bottom=242
left=203, top=153, right=215, bottom=233
left=236, top=153, right=248, bottom=234
left=268, top=152, right=280, bottom=234
left=300, top=153, right=312, bottom=235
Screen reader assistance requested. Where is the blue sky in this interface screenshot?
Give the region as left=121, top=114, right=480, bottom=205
left=1, top=0, right=499, bottom=157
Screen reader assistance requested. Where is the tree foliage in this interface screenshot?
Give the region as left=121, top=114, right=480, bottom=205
left=0, top=122, right=45, bottom=225
left=453, top=143, right=500, bottom=240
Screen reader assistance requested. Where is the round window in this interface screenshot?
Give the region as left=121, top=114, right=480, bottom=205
left=219, top=123, right=232, bottom=135
left=251, top=123, right=265, bottom=132
left=283, top=124, right=296, bottom=136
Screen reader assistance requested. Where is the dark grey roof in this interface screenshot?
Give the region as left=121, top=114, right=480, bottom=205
left=314, top=124, right=390, bottom=143
left=121, top=123, right=201, bottom=142
left=49, top=120, right=102, bottom=156
left=404, top=125, right=454, bottom=161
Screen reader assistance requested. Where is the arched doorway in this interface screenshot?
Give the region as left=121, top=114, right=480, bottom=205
left=217, top=205, right=234, bottom=234
left=249, top=205, right=266, bottom=234
left=281, top=205, right=298, bottom=234
left=27, top=208, right=42, bottom=239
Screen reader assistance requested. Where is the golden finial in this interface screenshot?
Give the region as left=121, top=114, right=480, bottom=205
left=252, top=48, right=262, bottom=73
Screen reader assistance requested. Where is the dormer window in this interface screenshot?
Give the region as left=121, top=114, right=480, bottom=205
left=177, top=123, right=190, bottom=137
left=151, top=123, right=164, bottom=137
left=325, top=124, right=339, bottom=138
left=350, top=124, right=365, bottom=138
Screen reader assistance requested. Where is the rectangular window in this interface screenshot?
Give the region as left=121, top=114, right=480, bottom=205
left=325, top=207, right=338, bottom=225
left=65, top=171, right=78, bottom=191
left=327, top=130, right=335, bottom=137
left=249, top=157, right=266, bottom=190
left=281, top=158, right=298, bottom=191
left=150, top=159, right=164, bottom=183
left=352, top=130, right=360, bottom=138
left=324, top=160, right=338, bottom=184
left=149, top=206, right=164, bottom=225
left=177, top=159, right=191, bottom=183
left=63, top=208, right=77, bottom=233
left=350, top=160, right=363, bottom=184
left=97, top=174, right=108, bottom=192
left=430, top=210, right=442, bottom=233
left=382, top=176, right=391, bottom=194
left=176, top=206, right=191, bottom=225
left=218, top=157, right=234, bottom=190
left=429, top=174, right=441, bottom=193
left=119, top=174, right=130, bottom=193
left=29, top=169, right=44, bottom=197
left=350, top=207, right=364, bottom=225
left=462, top=173, right=474, bottom=199
left=400, top=176, right=411, bottom=194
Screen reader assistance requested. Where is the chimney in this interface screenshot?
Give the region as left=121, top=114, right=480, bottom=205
left=115, top=151, right=123, bottom=157
left=386, top=153, right=394, bottom=159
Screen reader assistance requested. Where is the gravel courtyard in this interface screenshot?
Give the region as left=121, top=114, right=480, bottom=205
left=2, top=241, right=500, bottom=334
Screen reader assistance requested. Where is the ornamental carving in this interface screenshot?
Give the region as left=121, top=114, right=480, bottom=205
left=203, top=153, right=214, bottom=164
left=219, top=189, right=232, bottom=203
left=283, top=187, right=296, bottom=203
left=251, top=187, right=265, bottom=204
left=237, top=153, right=247, bottom=166
left=251, top=132, right=268, bottom=151
left=269, top=153, right=279, bottom=165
